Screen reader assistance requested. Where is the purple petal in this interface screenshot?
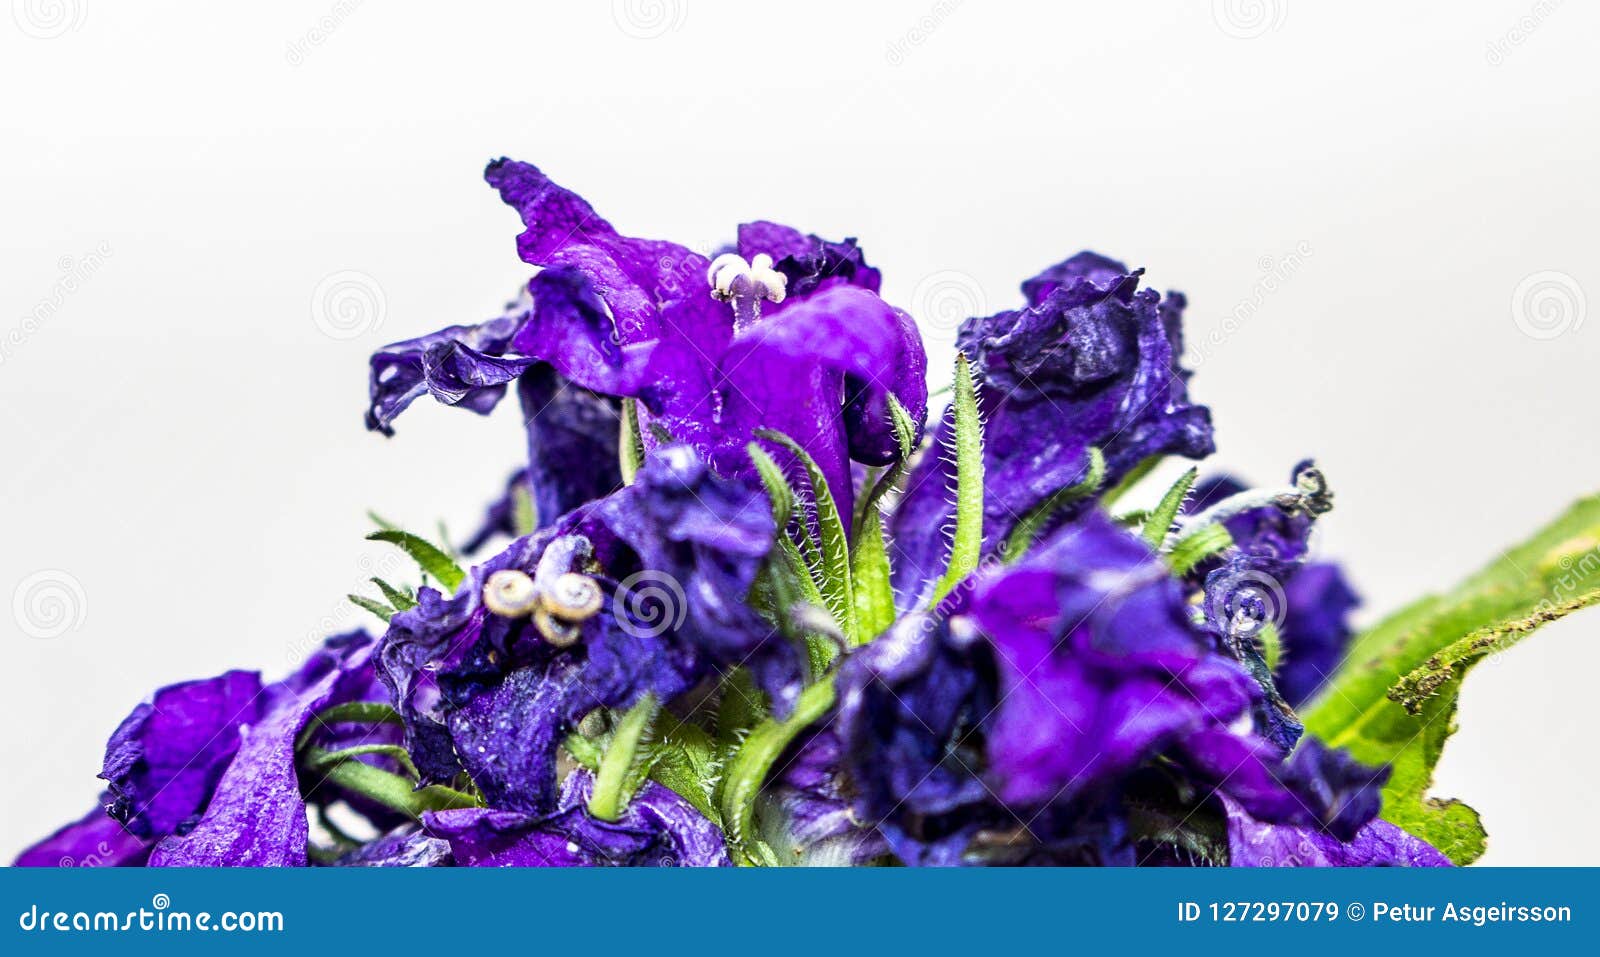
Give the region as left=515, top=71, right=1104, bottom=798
left=1226, top=800, right=1451, bottom=867
left=426, top=771, right=729, bottom=867
left=101, top=670, right=264, bottom=838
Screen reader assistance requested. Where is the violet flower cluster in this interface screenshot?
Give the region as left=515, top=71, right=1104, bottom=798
left=19, top=159, right=1451, bottom=868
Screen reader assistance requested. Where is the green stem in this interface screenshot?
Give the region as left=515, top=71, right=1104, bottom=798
left=302, top=748, right=479, bottom=819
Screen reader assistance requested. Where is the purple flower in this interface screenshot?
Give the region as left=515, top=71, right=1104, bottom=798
left=835, top=604, right=1004, bottom=866
left=425, top=770, right=729, bottom=867
left=892, top=252, right=1213, bottom=598
left=841, top=509, right=1420, bottom=866
left=377, top=445, right=785, bottom=814
left=101, top=669, right=264, bottom=838
left=376, top=527, right=701, bottom=813
left=969, top=513, right=1257, bottom=809
left=485, top=159, right=926, bottom=524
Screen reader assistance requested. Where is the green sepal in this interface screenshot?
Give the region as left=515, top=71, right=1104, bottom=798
left=754, top=430, right=856, bottom=642
left=588, top=694, right=660, bottom=822
left=647, top=720, right=723, bottom=824
left=1141, top=466, right=1198, bottom=548
left=748, top=443, right=796, bottom=529
left=719, top=678, right=837, bottom=865
left=931, top=353, right=984, bottom=604
left=564, top=732, right=604, bottom=771
left=1003, top=446, right=1106, bottom=561
left=713, top=669, right=767, bottom=806
left=619, top=398, right=645, bottom=485
left=367, top=529, right=465, bottom=593
left=851, top=504, right=896, bottom=644
left=1165, top=523, right=1234, bottom=576
left=511, top=482, right=537, bottom=535
left=1304, top=493, right=1600, bottom=864
left=858, top=392, right=920, bottom=521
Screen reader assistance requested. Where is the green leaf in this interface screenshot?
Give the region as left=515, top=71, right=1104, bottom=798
left=619, top=398, right=645, bottom=485
left=852, top=504, right=896, bottom=644
left=347, top=593, right=393, bottom=623
left=931, top=353, right=984, bottom=604
left=367, top=529, right=465, bottom=593
left=372, top=578, right=417, bottom=611
left=719, top=678, right=837, bottom=865
left=1003, top=447, right=1106, bottom=561
left=648, top=720, right=722, bottom=824
left=588, top=694, right=660, bottom=822
left=1165, top=523, right=1234, bottom=576
left=1141, top=467, right=1198, bottom=549
left=755, top=430, right=856, bottom=642
left=1304, top=493, right=1600, bottom=864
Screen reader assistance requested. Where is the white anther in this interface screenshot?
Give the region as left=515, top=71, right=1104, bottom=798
left=707, top=253, right=787, bottom=325
left=483, top=569, right=539, bottom=618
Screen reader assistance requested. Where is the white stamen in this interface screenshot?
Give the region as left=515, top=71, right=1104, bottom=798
left=707, top=252, right=787, bottom=327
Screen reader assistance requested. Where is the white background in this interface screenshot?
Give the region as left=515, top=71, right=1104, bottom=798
left=2, top=1, right=1597, bottom=864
